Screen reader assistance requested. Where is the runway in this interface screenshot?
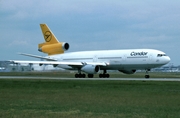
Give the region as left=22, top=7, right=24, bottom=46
left=0, top=76, right=180, bottom=81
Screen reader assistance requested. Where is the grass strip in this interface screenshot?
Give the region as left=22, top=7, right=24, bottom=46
left=0, top=79, right=180, bottom=117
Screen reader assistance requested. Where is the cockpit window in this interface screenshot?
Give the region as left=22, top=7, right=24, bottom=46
left=157, top=54, right=167, bottom=57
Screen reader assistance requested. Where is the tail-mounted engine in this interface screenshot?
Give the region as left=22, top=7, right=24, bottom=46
left=38, top=42, right=69, bottom=55
left=39, top=24, right=70, bottom=55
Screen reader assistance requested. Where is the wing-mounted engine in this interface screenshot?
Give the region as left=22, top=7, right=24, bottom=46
left=38, top=42, right=69, bottom=55
left=119, top=70, right=136, bottom=74
left=81, top=65, right=100, bottom=74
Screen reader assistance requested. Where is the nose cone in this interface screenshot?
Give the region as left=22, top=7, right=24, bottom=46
left=165, top=56, right=171, bottom=64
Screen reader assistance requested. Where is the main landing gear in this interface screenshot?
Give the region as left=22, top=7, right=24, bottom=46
left=75, top=73, right=86, bottom=78
left=74, top=70, right=109, bottom=78
left=99, top=70, right=110, bottom=78
left=74, top=73, right=94, bottom=78
left=75, top=69, right=95, bottom=78
left=145, top=69, right=150, bottom=79
left=75, top=69, right=86, bottom=78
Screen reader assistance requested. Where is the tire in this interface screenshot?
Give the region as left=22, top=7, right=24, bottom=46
left=145, top=75, right=150, bottom=79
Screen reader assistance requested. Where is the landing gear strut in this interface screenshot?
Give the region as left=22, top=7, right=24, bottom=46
left=75, top=69, right=86, bottom=78
left=99, top=70, right=110, bottom=78
left=145, top=69, right=150, bottom=79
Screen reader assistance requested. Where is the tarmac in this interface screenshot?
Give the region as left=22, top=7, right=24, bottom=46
left=0, top=76, right=180, bottom=81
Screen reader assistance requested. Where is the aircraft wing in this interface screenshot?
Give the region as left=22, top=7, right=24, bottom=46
left=9, top=60, right=108, bottom=67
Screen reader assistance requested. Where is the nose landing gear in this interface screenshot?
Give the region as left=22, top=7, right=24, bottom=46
left=145, top=75, right=150, bottom=78
left=145, top=69, right=150, bottom=79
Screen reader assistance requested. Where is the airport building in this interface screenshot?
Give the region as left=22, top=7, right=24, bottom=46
left=0, top=61, right=32, bottom=72
left=0, top=61, right=62, bottom=72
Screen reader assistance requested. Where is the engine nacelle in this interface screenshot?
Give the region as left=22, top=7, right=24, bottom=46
left=38, top=42, right=69, bottom=55
left=119, top=70, right=136, bottom=74
left=81, top=65, right=100, bottom=74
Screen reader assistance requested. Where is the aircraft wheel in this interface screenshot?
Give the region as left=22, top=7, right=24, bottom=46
left=82, top=74, right=86, bottom=78
left=99, top=74, right=110, bottom=78
left=99, top=74, right=103, bottom=78
left=145, top=75, right=150, bottom=79
left=145, top=69, right=150, bottom=79
left=106, top=74, right=110, bottom=78
left=75, top=73, right=86, bottom=78
left=75, top=74, right=79, bottom=78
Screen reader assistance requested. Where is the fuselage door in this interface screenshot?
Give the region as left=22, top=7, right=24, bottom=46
left=93, top=55, right=97, bottom=62
left=123, top=54, right=126, bottom=61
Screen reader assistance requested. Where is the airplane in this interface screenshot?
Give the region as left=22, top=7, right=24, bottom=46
left=10, top=24, right=171, bottom=78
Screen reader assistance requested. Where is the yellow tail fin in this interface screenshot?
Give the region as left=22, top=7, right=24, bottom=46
left=40, top=24, right=59, bottom=44
left=38, top=24, right=69, bottom=55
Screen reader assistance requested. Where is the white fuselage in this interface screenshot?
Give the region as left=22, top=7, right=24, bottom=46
left=48, top=49, right=170, bottom=71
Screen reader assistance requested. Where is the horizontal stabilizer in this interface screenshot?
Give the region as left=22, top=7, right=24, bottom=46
left=18, top=53, right=57, bottom=61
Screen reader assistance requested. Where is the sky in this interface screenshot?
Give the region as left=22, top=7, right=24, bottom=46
left=0, top=0, right=180, bottom=65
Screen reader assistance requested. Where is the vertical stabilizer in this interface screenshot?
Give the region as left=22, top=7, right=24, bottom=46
left=38, top=24, right=69, bottom=55
left=40, top=24, right=59, bottom=44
